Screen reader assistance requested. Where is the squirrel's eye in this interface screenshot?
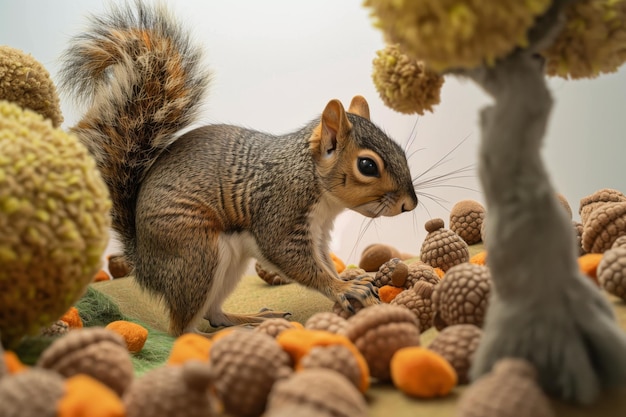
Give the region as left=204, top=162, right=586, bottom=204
left=357, top=157, right=379, bottom=177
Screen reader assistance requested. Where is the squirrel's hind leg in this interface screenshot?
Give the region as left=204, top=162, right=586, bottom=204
left=201, top=233, right=291, bottom=328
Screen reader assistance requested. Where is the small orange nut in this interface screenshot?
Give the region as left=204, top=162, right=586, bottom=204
left=433, top=267, right=445, bottom=278
left=469, top=251, right=488, bottom=266
left=391, top=346, right=457, bottom=398
left=331, top=252, right=346, bottom=274
left=58, top=374, right=124, bottom=417
left=578, top=253, right=603, bottom=286
left=93, top=269, right=110, bottom=282
left=4, top=351, right=28, bottom=374
left=379, top=285, right=404, bottom=303
left=105, top=321, right=148, bottom=353
left=60, top=307, right=83, bottom=329
left=167, top=333, right=212, bottom=365
left=277, top=328, right=370, bottom=393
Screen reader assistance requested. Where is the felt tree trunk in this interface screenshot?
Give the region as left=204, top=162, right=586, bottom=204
left=466, top=25, right=626, bottom=405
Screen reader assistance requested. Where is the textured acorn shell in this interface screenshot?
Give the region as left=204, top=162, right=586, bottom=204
left=581, top=202, right=626, bottom=253
left=427, top=324, right=483, bottom=384
left=420, top=218, right=470, bottom=271
left=432, top=263, right=491, bottom=330
left=449, top=200, right=486, bottom=245
left=342, top=304, right=420, bottom=381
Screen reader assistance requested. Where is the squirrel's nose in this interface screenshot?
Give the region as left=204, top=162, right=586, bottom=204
left=400, top=194, right=417, bottom=213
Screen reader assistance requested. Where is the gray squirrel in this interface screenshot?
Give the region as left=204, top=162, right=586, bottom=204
left=61, top=1, right=417, bottom=335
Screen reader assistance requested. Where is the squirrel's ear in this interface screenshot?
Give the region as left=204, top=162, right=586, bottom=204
left=348, top=95, right=370, bottom=120
left=319, top=99, right=352, bottom=155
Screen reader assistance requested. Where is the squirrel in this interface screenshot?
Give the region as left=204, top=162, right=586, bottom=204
left=60, top=1, right=418, bottom=336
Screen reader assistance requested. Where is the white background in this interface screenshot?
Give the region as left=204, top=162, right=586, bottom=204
left=2, top=0, right=625, bottom=266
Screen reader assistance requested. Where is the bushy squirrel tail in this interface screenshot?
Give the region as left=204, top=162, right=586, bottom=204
left=60, top=1, right=210, bottom=260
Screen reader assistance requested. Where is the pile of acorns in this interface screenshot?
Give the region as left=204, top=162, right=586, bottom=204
left=7, top=190, right=625, bottom=417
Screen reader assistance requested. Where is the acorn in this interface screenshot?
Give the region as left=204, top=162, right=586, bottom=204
left=597, top=246, right=626, bottom=301
left=299, top=345, right=363, bottom=390
left=209, top=330, right=292, bottom=416
left=108, top=254, right=133, bottom=278
left=432, top=263, right=491, bottom=330
left=342, top=304, right=420, bottom=381
left=581, top=201, right=626, bottom=253
left=374, top=258, right=408, bottom=287
left=420, top=218, right=470, bottom=271
left=457, top=359, right=554, bottom=417
left=406, top=262, right=442, bottom=287
left=305, top=312, right=349, bottom=334
left=36, top=327, right=134, bottom=396
left=265, top=369, right=368, bottom=417
left=40, top=320, right=70, bottom=337
left=123, top=361, right=217, bottom=417
left=391, top=280, right=436, bottom=332
left=427, top=324, right=483, bottom=384
left=579, top=188, right=626, bottom=226
left=359, top=244, right=402, bottom=272
left=449, top=200, right=486, bottom=245
left=255, top=318, right=300, bottom=338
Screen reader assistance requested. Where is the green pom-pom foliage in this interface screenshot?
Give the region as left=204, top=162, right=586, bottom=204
left=372, top=44, right=445, bottom=115
left=364, top=0, right=553, bottom=71
left=542, top=0, right=626, bottom=79
left=0, top=101, right=111, bottom=347
left=0, top=46, right=64, bottom=127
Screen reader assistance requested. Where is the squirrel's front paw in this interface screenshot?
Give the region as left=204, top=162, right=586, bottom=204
left=333, top=275, right=380, bottom=317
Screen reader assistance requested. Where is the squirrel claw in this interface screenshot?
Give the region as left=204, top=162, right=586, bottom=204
left=336, top=275, right=380, bottom=312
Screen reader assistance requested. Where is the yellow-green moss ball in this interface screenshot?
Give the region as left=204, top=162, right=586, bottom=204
left=364, top=0, right=553, bottom=72
left=542, top=0, right=626, bottom=79
left=0, top=101, right=111, bottom=347
left=372, top=44, right=445, bottom=115
left=0, top=46, right=63, bottom=127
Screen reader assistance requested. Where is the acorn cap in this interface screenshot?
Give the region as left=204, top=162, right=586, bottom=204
left=432, top=263, right=491, bottom=330
left=457, top=359, right=553, bottom=417
left=597, top=247, right=626, bottom=301
left=342, top=304, right=420, bottom=381
left=0, top=368, right=65, bottom=416
left=210, top=330, right=292, bottom=416
left=391, top=280, right=435, bottom=332
left=305, top=312, right=349, bottom=334
left=123, top=361, right=217, bottom=417
left=299, top=345, right=363, bottom=390
left=36, top=327, right=134, bottom=396
left=581, top=202, right=626, bottom=253
left=254, top=318, right=300, bottom=338
left=420, top=218, right=470, bottom=271
left=266, top=369, right=368, bottom=417
left=427, top=324, right=483, bottom=384
left=449, top=200, right=486, bottom=245
left=579, top=188, right=626, bottom=225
